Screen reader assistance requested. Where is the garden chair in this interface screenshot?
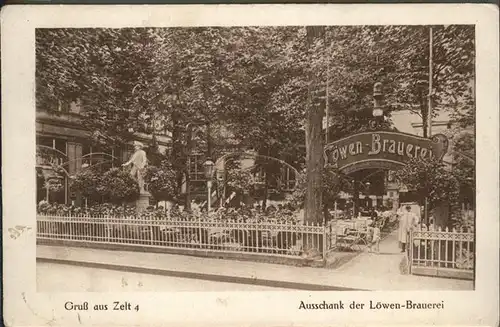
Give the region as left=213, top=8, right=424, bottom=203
left=335, top=226, right=368, bottom=252
left=377, top=216, right=388, bottom=231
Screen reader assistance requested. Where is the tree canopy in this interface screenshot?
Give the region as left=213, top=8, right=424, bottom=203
left=37, top=25, right=474, bottom=149
left=38, top=26, right=475, bottom=216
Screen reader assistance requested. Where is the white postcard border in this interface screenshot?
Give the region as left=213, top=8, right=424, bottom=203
left=2, top=4, right=499, bottom=327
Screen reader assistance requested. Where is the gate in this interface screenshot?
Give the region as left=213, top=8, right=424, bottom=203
left=407, top=225, right=474, bottom=280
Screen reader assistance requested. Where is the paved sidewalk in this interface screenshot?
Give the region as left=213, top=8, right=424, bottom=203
left=337, top=229, right=409, bottom=276
left=37, top=243, right=473, bottom=291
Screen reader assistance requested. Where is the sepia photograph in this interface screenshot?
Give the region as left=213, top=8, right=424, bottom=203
left=35, top=25, right=475, bottom=292
left=2, top=4, right=498, bottom=327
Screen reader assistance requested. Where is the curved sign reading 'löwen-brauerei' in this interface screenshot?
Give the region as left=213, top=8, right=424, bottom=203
left=324, top=131, right=449, bottom=174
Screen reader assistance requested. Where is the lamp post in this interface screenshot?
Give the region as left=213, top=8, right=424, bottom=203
left=365, top=181, right=371, bottom=208
left=203, top=158, right=215, bottom=212
left=185, top=121, right=213, bottom=212
left=372, top=82, right=384, bottom=129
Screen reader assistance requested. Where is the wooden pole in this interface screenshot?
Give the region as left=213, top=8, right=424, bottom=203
left=324, top=28, right=330, bottom=146
left=428, top=27, right=433, bottom=138
left=185, top=124, right=193, bottom=212
left=325, top=57, right=330, bottom=145
left=207, top=181, right=212, bottom=212
left=425, top=26, right=433, bottom=227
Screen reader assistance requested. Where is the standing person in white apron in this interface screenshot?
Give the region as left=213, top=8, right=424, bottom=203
left=398, top=205, right=418, bottom=252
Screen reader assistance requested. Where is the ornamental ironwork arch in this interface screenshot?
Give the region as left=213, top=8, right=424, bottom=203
left=213, top=151, right=300, bottom=190
left=79, top=152, right=122, bottom=171
left=36, top=145, right=70, bottom=176
left=36, top=146, right=123, bottom=178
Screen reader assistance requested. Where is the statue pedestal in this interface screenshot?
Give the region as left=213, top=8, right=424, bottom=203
left=135, top=192, right=150, bottom=213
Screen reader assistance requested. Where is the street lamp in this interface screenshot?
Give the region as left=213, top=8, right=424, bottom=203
left=365, top=182, right=372, bottom=208
left=203, top=158, right=215, bottom=212
left=372, top=82, right=384, bottom=124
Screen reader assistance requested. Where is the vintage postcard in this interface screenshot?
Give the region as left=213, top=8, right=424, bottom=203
left=2, top=4, right=499, bottom=327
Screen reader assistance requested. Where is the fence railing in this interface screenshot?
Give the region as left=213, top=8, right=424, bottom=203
left=407, top=225, right=474, bottom=280
left=37, top=214, right=326, bottom=259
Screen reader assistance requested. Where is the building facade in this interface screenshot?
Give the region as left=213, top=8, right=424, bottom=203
left=36, top=101, right=171, bottom=206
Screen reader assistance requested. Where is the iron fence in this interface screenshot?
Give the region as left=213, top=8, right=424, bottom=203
left=37, top=214, right=327, bottom=259
left=407, top=225, right=474, bottom=279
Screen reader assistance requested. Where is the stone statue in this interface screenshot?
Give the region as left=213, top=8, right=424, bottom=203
left=122, top=141, right=148, bottom=193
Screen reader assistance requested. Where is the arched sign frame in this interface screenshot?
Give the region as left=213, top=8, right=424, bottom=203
left=324, top=130, right=449, bottom=175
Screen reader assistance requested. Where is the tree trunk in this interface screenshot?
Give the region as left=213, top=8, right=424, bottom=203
left=262, top=166, right=269, bottom=212
left=353, top=179, right=359, bottom=217
left=171, top=110, right=184, bottom=196
left=323, top=203, right=330, bottom=224
left=302, top=26, right=325, bottom=263
left=304, top=90, right=324, bottom=224
left=420, top=90, right=429, bottom=138
left=184, top=170, right=191, bottom=212
left=206, top=123, right=212, bottom=159
left=184, top=124, right=193, bottom=212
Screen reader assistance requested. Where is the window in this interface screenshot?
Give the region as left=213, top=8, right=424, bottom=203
left=82, top=144, right=91, bottom=156
left=69, top=100, right=82, bottom=114
left=37, top=137, right=67, bottom=155
left=58, top=100, right=70, bottom=113
left=112, top=147, right=122, bottom=167
left=188, top=154, right=206, bottom=181
left=37, top=136, right=54, bottom=148
left=54, top=139, right=67, bottom=155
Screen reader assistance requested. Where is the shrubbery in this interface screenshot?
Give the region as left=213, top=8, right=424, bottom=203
left=37, top=201, right=300, bottom=223
left=143, top=163, right=177, bottom=202
left=393, top=157, right=472, bottom=228
left=37, top=201, right=137, bottom=216
left=289, top=165, right=352, bottom=211
left=70, top=167, right=140, bottom=205
left=98, top=168, right=140, bottom=204
left=70, top=167, right=102, bottom=199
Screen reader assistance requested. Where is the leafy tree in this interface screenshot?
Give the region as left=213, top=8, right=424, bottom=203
left=37, top=164, right=67, bottom=196
left=226, top=168, right=255, bottom=194
left=318, top=25, right=474, bottom=139
left=145, top=134, right=165, bottom=168
left=36, top=28, right=164, bottom=148
left=290, top=165, right=353, bottom=219
left=452, top=132, right=475, bottom=167
left=70, top=168, right=102, bottom=201
left=320, top=26, right=398, bottom=140
left=36, top=26, right=474, bottom=219
left=393, top=158, right=462, bottom=227
left=143, top=163, right=177, bottom=203
left=377, top=25, right=474, bottom=137
left=36, top=26, right=474, bottom=146
left=97, top=168, right=140, bottom=205
left=451, top=131, right=475, bottom=206
left=44, top=177, right=64, bottom=193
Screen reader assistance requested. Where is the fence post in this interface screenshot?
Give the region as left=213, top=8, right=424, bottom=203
left=322, top=223, right=327, bottom=260
left=199, top=218, right=202, bottom=247
left=105, top=213, right=110, bottom=243
left=407, top=230, right=412, bottom=274
left=149, top=216, right=154, bottom=246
